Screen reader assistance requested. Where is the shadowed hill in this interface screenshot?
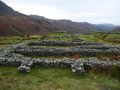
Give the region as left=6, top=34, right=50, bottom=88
left=0, top=0, right=21, bottom=16
left=113, top=27, right=120, bottom=33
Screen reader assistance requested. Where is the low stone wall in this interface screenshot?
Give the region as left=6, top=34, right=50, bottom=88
left=0, top=40, right=120, bottom=74
left=75, top=45, right=120, bottom=49
left=15, top=46, right=120, bottom=57
left=28, top=40, right=104, bottom=46
left=0, top=52, right=120, bottom=74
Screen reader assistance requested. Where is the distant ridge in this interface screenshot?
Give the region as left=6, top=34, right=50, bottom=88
left=113, top=27, right=120, bottom=33
left=0, top=1, right=119, bottom=36
left=30, top=15, right=118, bottom=33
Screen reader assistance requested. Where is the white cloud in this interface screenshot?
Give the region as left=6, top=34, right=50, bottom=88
left=4, top=0, right=120, bottom=25
left=8, top=4, right=66, bottom=19
left=9, top=3, right=101, bottom=18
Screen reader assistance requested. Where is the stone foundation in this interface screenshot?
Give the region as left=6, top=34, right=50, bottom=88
left=0, top=40, right=120, bottom=74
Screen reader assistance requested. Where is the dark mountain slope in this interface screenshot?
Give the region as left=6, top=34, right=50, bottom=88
left=0, top=1, right=56, bottom=36
left=0, top=15, right=56, bottom=36
left=113, top=27, right=120, bottom=33
left=0, top=0, right=21, bottom=16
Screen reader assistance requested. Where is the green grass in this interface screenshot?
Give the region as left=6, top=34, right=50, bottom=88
left=104, top=34, right=120, bottom=44
left=78, top=33, right=120, bottom=45
left=0, top=66, right=120, bottom=90
left=43, top=32, right=71, bottom=42
left=79, top=34, right=104, bottom=43
left=48, top=31, right=68, bottom=37
left=0, top=33, right=119, bottom=47
left=45, top=37, right=71, bottom=42
left=0, top=35, right=41, bottom=48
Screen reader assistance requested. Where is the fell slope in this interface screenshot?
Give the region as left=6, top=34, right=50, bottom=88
left=31, top=15, right=118, bottom=33
left=0, top=1, right=55, bottom=36
left=0, top=1, right=119, bottom=36
left=113, top=27, right=120, bottom=33
left=0, top=16, right=54, bottom=36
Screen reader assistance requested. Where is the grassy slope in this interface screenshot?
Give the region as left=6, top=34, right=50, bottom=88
left=104, top=34, right=120, bottom=44
left=43, top=32, right=120, bottom=45
left=79, top=33, right=120, bottom=45
left=0, top=32, right=120, bottom=90
left=0, top=66, right=120, bottom=90
left=0, top=35, right=41, bottom=49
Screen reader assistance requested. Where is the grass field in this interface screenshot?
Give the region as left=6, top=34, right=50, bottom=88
left=0, top=35, right=41, bottom=49
left=0, top=32, right=120, bottom=90
left=0, top=66, right=120, bottom=90
left=42, top=32, right=120, bottom=45
left=78, top=33, right=120, bottom=45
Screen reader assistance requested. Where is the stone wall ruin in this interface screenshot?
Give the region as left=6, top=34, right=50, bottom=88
left=0, top=40, right=120, bottom=74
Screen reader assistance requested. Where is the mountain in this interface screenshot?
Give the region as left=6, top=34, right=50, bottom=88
left=94, top=24, right=118, bottom=33
left=113, top=27, right=120, bottom=33
left=97, top=24, right=117, bottom=27
left=30, top=15, right=118, bottom=33
left=0, top=1, right=56, bottom=36
left=0, top=15, right=56, bottom=36
left=0, top=0, right=21, bottom=16
left=0, top=1, right=119, bottom=36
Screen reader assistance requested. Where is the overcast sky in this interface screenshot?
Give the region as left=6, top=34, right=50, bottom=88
left=3, top=0, right=120, bottom=25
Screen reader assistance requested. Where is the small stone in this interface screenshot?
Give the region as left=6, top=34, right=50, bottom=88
left=17, top=66, right=31, bottom=73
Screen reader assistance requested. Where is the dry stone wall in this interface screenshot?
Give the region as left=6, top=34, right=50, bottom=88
left=15, top=46, right=120, bottom=57
left=0, top=40, right=120, bottom=74
left=28, top=40, right=104, bottom=46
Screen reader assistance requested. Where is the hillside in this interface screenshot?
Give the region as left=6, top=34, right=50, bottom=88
left=0, top=1, right=56, bottom=36
left=0, top=1, right=119, bottom=36
left=113, top=27, right=120, bottom=33
left=0, top=0, right=21, bottom=16
left=30, top=15, right=119, bottom=33
left=0, top=16, right=56, bottom=36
